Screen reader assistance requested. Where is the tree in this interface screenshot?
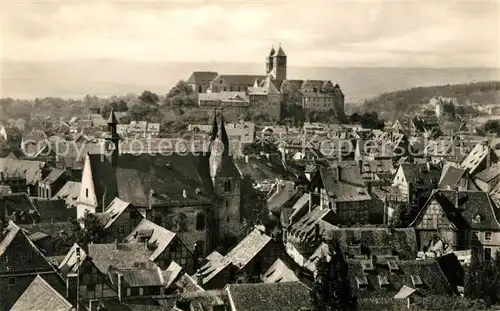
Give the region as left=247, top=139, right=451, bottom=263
left=311, top=240, right=358, bottom=311
left=165, top=81, right=197, bottom=108
left=139, top=90, right=160, bottom=105
left=69, top=211, right=106, bottom=247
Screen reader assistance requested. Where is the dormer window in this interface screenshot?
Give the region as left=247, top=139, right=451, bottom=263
left=388, top=261, right=400, bottom=272
left=472, top=213, right=482, bottom=223
left=378, top=274, right=389, bottom=286
left=361, top=260, right=374, bottom=271
left=355, top=275, right=368, bottom=289
left=411, top=275, right=423, bottom=287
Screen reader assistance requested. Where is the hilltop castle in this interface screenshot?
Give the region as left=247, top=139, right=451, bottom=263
left=187, top=45, right=345, bottom=121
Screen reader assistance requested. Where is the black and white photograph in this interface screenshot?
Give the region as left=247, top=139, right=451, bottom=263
left=0, top=1, right=499, bottom=310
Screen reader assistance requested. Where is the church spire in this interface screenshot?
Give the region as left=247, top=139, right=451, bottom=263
left=210, top=109, right=218, bottom=142
left=219, top=109, right=229, bottom=153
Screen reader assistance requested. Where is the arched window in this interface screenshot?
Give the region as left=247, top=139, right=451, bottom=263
left=196, top=213, right=205, bottom=231
left=224, top=180, right=231, bottom=192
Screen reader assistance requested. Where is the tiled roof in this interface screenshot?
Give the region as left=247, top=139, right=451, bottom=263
left=267, top=181, right=299, bottom=214
left=124, top=218, right=178, bottom=261
left=235, top=154, right=292, bottom=184
left=31, top=198, right=76, bottom=222
left=0, top=157, right=45, bottom=185
left=216, top=75, right=266, bottom=86
left=438, top=165, right=467, bottom=189
left=348, top=258, right=454, bottom=298
left=399, top=163, right=441, bottom=187
left=410, top=190, right=500, bottom=230
left=0, top=221, right=55, bottom=274
left=198, top=229, right=272, bottom=284
left=87, top=243, right=157, bottom=274
left=328, top=228, right=418, bottom=260
left=288, top=207, right=338, bottom=245
left=226, top=282, right=313, bottom=311
left=461, top=142, right=496, bottom=174
left=52, top=181, right=81, bottom=208
left=42, top=168, right=66, bottom=184
left=10, top=275, right=74, bottom=311
left=261, top=258, right=299, bottom=283
left=186, top=71, right=219, bottom=84
left=475, top=162, right=500, bottom=182
left=115, top=268, right=163, bottom=287
left=100, top=197, right=132, bottom=229
left=0, top=192, right=40, bottom=218
left=319, top=163, right=371, bottom=202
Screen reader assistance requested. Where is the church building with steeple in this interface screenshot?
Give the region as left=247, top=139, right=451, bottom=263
left=187, top=44, right=345, bottom=121
left=76, top=109, right=243, bottom=256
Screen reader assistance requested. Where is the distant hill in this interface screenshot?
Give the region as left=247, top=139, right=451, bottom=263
left=363, top=81, right=500, bottom=120
left=1, top=59, right=498, bottom=104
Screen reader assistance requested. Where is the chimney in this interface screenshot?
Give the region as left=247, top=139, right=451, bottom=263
left=332, top=165, right=339, bottom=181
left=117, top=272, right=124, bottom=302
left=314, top=223, right=320, bottom=241
left=195, top=269, right=203, bottom=285
left=407, top=182, right=413, bottom=208
left=183, top=189, right=187, bottom=199
left=309, top=192, right=313, bottom=212
left=66, top=272, right=78, bottom=304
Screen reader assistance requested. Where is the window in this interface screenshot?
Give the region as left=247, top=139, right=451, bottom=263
left=225, top=201, right=229, bottom=208
left=87, top=284, right=96, bottom=292
left=198, top=85, right=202, bottom=93
left=471, top=231, right=479, bottom=240
left=224, top=180, right=231, bottom=192
left=139, top=287, right=144, bottom=296
left=83, top=265, right=93, bottom=274
left=196, top=213, right=205, bottom=231
left=485, top=248, right=492, bottom=261
left=86, top=188, right=88, bottom=198
left=485, top=232, right=492, bottom=241
left=126, top=288, right=131, bottom=296
left=8, top=277, right=16, bottom=286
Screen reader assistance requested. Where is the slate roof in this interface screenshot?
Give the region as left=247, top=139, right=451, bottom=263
left=0, top=157, right=45, bottom=185
left=410, top=190, right=500, bottom=230
left=124, top=218, right=179, bottom=262
left=226, top=282, right=313, bottom=311
left=348, top=258, right=454, bottom=298
left=84, top=153, right=213, bottom=207
left=52, top=181, right=81, bottom=208
left=10, top=275, right=75, bottom=311
left=0, top=221, right=55, bottom=274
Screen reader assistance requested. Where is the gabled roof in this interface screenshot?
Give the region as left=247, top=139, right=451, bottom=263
left=0, top=221, right=54, bottom=274
left=318, top=163, right=371, bottom=202
left=124, top=218, right=179, bottom=262
left=186, top=71, right=219, bottom=84
left=113, top=268, right=164, bottom=287
left=99, top=197, right=133, bottom=229
left=461, top=142, right=496, bottom=175
left=52, top=181, right=81, bottom=208
left=42, top=168, right=66, bottom=184
left=0, top=192, right=40, bottom=218
left=475, top=162, right=500, bottom=183
left=261, top=258, right=300, bottom=284
left=87, top=243, right=157, bottom=274
left=58, top=243, right=87, bottom=275
left=410, top=190, right=500, bottom=230
left=214, top=75, right=266, bottom=86
left=10, top=275, right=75, bottom=311
left=398, top=163, right=441, bottom=187
left=0, top=158, right=45, bottom=185
left=438, top=165, right=467, bottom=189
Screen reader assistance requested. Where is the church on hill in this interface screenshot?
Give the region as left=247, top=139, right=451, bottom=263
left=187, top=44, right=345, bottom=121
left=76, top=109, right=243, bottom=255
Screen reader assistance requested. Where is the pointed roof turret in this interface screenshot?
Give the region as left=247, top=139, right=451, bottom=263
left=269, top=46, right=276, bottom=57
left=107, top=109, right=118, bottom=125
left=219, top=109, right=229, bottom=148
left=276, top=43, right=286, bottom=57
left=210, top=109, right=218, bottom=141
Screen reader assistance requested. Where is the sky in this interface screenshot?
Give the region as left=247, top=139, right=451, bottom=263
left=1, top=1, right=499, bottom=68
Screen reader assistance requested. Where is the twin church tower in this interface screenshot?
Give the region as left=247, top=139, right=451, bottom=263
left=265, top=44, right=287, bottom=81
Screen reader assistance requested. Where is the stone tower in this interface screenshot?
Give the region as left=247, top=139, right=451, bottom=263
left=272, top=44, right=287, bottom=81
left=266, top=46, right=276, bottom=75
left=208, top=110, right=241, bottom=241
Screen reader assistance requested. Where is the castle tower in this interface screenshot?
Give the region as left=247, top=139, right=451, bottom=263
left=105, top=109, right=120, bottom=167
left=208, top=109, right=241, bottom=242
left=266, top=46, right=276, bottom=75
left=272, top=43, right=287, bottom=81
